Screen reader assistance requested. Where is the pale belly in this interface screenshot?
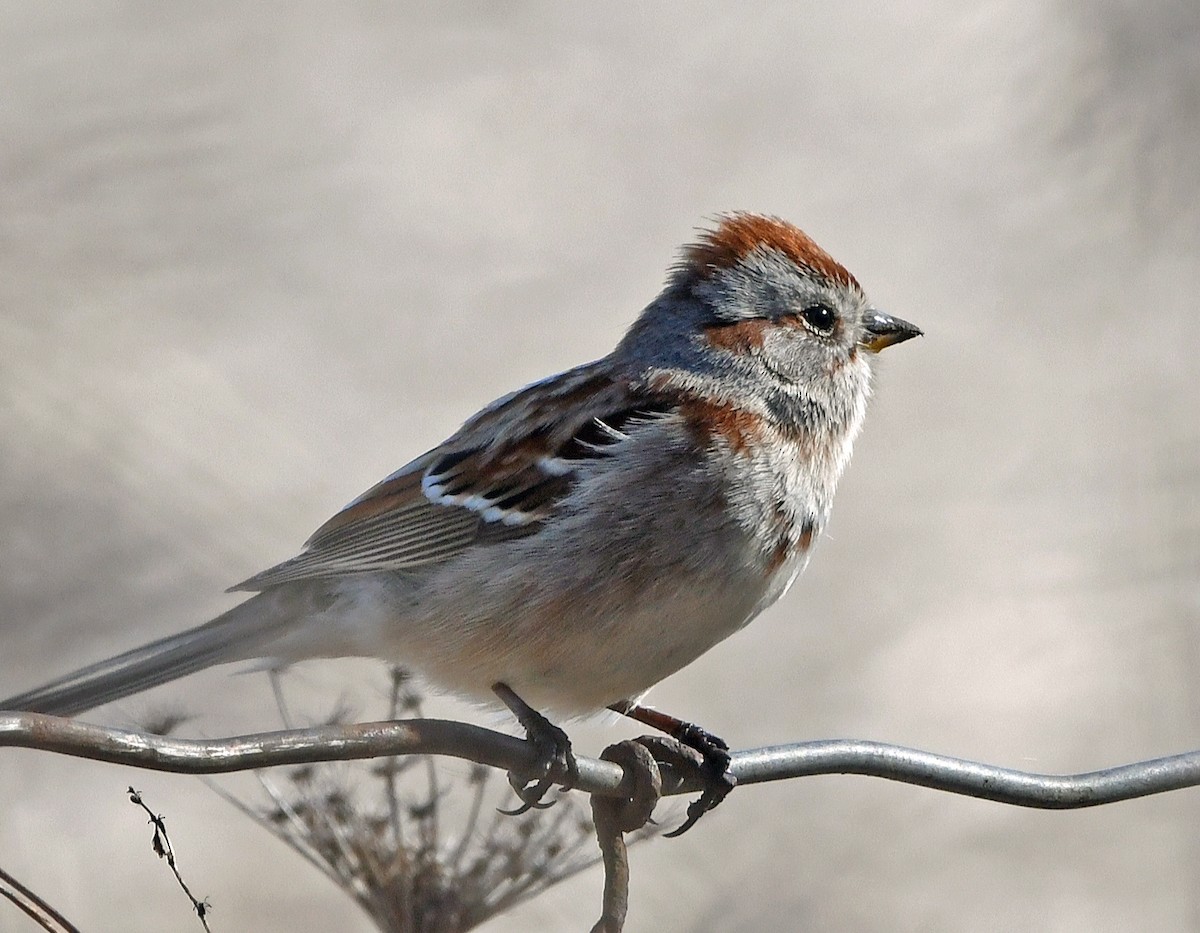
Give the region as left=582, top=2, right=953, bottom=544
left=367, top=545, right=789, bottom=715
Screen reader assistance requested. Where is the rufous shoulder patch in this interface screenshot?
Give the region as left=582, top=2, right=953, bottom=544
left=680, top=212, right=858, bottom=289
left=676, top=397, right=766, bottom=456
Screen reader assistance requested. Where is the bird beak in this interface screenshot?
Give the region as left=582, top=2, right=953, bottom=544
left=859, top=310, right=923, bottom=353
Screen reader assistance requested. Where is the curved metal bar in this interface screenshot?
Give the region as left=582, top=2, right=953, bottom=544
left=0, top=713, right=629, bottom=795
left=4, top=713, right=1200, bottom=808
left=729, top=740, right=1200, bottom=807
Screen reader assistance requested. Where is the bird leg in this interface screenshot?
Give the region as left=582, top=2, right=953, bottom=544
left=493, top=682, right=579, bottom=813
left=608, top=700, right=737, bottom=836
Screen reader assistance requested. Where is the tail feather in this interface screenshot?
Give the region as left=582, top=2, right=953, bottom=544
left=0, top=591, right=293, bottom=718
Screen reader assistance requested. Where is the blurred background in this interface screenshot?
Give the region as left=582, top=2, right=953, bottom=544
left=2, top=3, right=1198, bottom=930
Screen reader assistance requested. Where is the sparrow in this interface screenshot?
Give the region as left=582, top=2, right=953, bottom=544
left=2, top=212, right=920, bottom=831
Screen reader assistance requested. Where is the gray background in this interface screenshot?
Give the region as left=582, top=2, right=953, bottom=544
left=2, top=3, right=1199, bottom=931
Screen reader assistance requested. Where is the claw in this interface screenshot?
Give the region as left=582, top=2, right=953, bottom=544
left=493, top=682, right=578, bottom=814
left=608, top=703, right=738, bottom=837
left=666, top=722, right=736, bottom=836
left=664, top=765, right=736, bottom=837
left=498, top=772, right=556, bottom=815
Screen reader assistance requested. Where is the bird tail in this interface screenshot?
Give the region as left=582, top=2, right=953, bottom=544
left=0, top=590, right=297, bottom=718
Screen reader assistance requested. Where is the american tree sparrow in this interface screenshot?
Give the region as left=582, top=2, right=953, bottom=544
left=3, top=213, right=920, bottom=830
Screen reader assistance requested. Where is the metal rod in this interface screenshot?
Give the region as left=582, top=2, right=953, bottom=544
left=4, top=712, right=1200, bottom=809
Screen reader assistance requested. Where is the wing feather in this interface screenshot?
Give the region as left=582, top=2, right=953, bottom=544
left=230, top=363, right=676, bottom=592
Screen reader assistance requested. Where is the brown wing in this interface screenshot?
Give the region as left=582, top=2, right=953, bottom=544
left=230, top=363, right=674, bottom=592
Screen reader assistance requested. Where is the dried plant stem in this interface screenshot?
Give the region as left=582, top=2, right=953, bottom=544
left=0, top=864, right=82, bottom=933
left=448, top=766, right=490, bottom=876
left=127, top=788, right=212, bottom=931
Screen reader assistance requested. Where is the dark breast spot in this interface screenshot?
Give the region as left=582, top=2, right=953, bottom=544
left=767, top=516, right=817, bottom=574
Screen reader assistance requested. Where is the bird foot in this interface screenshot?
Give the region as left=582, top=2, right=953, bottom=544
left=607, top=701, right=738, bottom=836
left=494, top=682, right=579, bottom=814
left=647, top=726, right=736, bottom=837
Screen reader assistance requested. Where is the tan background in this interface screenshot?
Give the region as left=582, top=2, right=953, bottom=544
left=2, top=3, right=1199, bottom=930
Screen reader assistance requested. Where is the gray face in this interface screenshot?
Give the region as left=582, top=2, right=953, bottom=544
left=612, top=238, right=895, bottom=445
left=697, top=247, right=870, bottom=367
left=680, top=249, right=873, bottom=425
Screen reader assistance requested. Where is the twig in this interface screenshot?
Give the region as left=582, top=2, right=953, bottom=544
left=126, top=788, right=212, bottom=931
left=0, top=864, right=82, bottom=933
left=268, top=670, right=294, bottom=731
left=222, top=773, right=353, bottom=892
left=449, top=764, right=491, bottom=876
left=384, top=668, right=407, bottom=852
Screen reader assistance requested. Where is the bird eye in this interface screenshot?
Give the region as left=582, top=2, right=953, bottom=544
left=800, top=303, right=837, bottom=335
